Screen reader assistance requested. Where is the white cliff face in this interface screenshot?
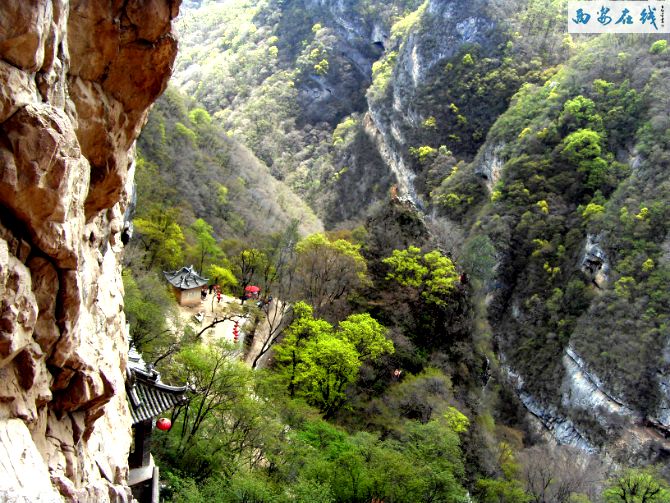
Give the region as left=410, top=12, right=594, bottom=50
left=397, top=0, right=493, bottom=89
left=659, top=239, right=670, bottom=426
left=365, top=109, right=419, bottom=205
left=474, top=143, right=505, bottom=193
left=0, top=0, right=180, bottom=500
left=502, top=363, right=596, bottom=453
left=503, top=345, right=670, bottom=459
left=657, top=339, right=670, bottom=426
left=562, top=346, right=639, bottom=423
left=581, top=234, right=610, bottom=289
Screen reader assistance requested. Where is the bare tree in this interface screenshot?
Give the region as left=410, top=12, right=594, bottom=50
left=249, top=299, right=292, bottom=368
left=292, top=233, right=368, bottom=318
left=519, top=444, right=606, bottom=503
left=246, top=222, right=299, bottom=368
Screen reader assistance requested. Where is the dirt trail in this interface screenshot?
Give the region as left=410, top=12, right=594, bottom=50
left=175, top=292, right=248, bottom=346
left=175, top=293, right=288, bottom=368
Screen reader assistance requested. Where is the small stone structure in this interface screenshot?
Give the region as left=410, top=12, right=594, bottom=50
left=164, top=266, right=208, bottom=306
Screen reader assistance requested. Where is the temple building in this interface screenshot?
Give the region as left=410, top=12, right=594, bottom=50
left=126, top=346, right=189, bottom=503
left=163, top=265, right=208, bottom=306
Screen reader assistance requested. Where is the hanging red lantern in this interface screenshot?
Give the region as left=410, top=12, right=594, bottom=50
left=233, top=321, right=240, bottom=343
left=156, top=417, right=172, bottom=431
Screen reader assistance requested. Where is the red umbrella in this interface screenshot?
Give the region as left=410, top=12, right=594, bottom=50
left=244, top=285, right=260, bottom=293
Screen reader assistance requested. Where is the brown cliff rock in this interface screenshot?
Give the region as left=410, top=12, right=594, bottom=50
left=0, top=0, right=181, bottom=501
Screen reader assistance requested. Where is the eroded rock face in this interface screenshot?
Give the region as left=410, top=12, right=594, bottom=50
left=365, top=0, right=497, bottom=204
left=580, top=233, right=609, bottom=289
left=0, top=1, right=180, bottom=501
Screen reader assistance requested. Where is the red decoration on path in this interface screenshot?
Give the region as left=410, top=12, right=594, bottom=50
left=233, top=321, right=240, bottom=344
left=156, top=417, right=172, bottom=431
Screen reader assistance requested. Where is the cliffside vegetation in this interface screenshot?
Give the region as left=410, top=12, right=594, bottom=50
left=435, top=34, right=670, bottom=452
left=123, top=0, right=670, bottom=500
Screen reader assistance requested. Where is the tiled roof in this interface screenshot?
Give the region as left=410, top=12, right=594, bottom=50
left=126, top=346, right=189, bottom=425
left=163, top=265, right=208, bottom=290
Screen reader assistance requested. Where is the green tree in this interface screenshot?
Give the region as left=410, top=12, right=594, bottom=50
left=475, top=478, right=531, bottom=503
left=283, top=416, right=468, bottom=503
left=297, top=332, right=360, bottom=415
left=122, top=269, right=180, bottom=360
left=290, top=478, right=335, bottom=503
left=188, top=107, right=212, bottom=126
left=314, top=58, right=329, bottom=75
left=212, top=471, right=278, bottom=503
left=170, top=342, right=248, bottom=448
left=274, top=303, right=392, bottom=414
left=409, top=145, right=438, bottom=163
left=603, top=469, right=670, bottom=503
left=204, top=264, right=238, bottom=293
left=337, top=313, right=393, bottom=360
left=232, top=248, right=269, bottom=296
left=162, top=342, right=279, bottom=481
left=649, top=39, right=667, bottom=54
left=293, top=233, right=368, bottom=316
left=274, top=302, right=333, bottom=398
left=460, top=235, right=497, bottom=284
left=561, top=128, right=603, bottom=162
left=383, top=246, right=460, bottom=307
left=186, top=218, right=222, bottom=274
left=394, top=419, right=468, bottom=502
left=560, top=128, right=609, bottom=190
left=561, top=96, right=602, bottom=131
left=134, top=207, right=186, bottom=271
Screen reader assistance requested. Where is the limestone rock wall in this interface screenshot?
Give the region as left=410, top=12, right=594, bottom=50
left=0, top=1, right=180, bottom=501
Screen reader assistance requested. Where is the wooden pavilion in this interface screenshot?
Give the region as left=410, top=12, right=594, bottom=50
left=126, top=346, right=189, bottom=503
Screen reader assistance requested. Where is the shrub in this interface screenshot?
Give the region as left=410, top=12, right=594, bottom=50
left=650, top=39, right=668, bottom=55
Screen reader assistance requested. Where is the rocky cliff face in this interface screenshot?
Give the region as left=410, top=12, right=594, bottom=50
left=366, top=0, right=498, bottom=206
left=0, top=1, right=180, bottom=501
left=361, top=0, right=670, bottom=464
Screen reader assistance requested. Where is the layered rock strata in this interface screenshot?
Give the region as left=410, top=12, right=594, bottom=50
left=0, top=1, right=180, bottom=500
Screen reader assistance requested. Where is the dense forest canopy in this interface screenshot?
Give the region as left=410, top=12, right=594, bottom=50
left=125, top=0, right=670, bottom=501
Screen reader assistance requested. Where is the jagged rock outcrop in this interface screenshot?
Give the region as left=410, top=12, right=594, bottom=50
left=474, top=143, right=504, bottom=192
left=0, top=1, right=180, bottom=501
left=580, top=233, right=609, bottom=289
left=503, top=361, right=597, bottom=453
left=295, top=0, right=386, bottom=125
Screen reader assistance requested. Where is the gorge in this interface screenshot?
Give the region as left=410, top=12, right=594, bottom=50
left=1, top=0, right=670, bottom=501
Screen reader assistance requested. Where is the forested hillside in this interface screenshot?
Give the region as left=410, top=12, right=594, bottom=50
left=125, top=0, right=670, bottom=501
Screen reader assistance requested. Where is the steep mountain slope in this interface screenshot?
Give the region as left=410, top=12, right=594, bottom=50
left=454, top=35, right=670, bottom=461
left=171, top=0, right=424, bottom=224
left=361, top=0, right=670, bottom=462
left=170, top=0, right=670, bottom=466
left=136, top=87, right=323, bottom=241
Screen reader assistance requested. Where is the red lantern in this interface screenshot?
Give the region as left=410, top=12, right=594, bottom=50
left=233, top=321, right=239, bottom=343
left=156, top=417, right=171, bottom=431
